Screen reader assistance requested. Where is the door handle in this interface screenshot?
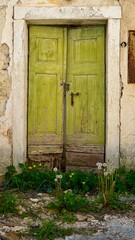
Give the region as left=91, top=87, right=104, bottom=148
left=71, top=92, right=79, bottom=106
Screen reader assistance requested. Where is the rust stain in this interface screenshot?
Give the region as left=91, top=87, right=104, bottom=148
left=7, top=128, right=12, bottom=145
left=128, top=31, right=135, bottom=83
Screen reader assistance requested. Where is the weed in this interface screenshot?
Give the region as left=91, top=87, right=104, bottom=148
left=125, top=170, right=135, bottom=194
left=115, top=167, right=135, bottom=194
left=4, top=165, right=17, bottom=180
left=30, top=220, right=73, bottom=240
left=95, top=163, right=132, bottom=212
left=96, top=162, right=115, bottom=205
left=62, top=170, right=98, bottom=194
left=107, top=193, right=131, bottom=212
left=53, top=167, right=63, bottom=196
left=58, top=209, right=77, bottom=224
left=0, top=192, right=17, bottom=215
left=4, top=163, right=55, bottom=192
left=88, top=198, right=104, bottom=213
left=48, top=189, right=90, bottom=213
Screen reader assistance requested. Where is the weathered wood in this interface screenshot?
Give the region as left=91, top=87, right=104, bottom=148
left=28, top=145, right=63, bottom=154
left=66, top=145, right=104, bottom=153
left=66, top=26, right=105, bottom=166
left=28, top=26, right=64, bottom=155
left=28, top=26, right=105, bottom=168
left=128, top=31, right=135, bottom=83
left=66, top=152, right=104, bottom=167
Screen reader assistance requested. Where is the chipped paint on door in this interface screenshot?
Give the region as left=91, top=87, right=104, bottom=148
left=28, top=26, right=105, bottom=168
left=28, top=26, right=64, bottom=162
left=66, top=27, right=105, bottom=168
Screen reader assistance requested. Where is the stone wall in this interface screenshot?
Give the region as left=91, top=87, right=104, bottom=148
left=0, top=0, right=135, bottom=174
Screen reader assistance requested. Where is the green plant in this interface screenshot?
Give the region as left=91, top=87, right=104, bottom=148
left=4, top=163, right=56, bottom=192
left=30, top=220, right=73, bottom=240
left=48, top=189, right=90, bottom=213
left=58, top=209, right=77, bottom=224
left=53, top=167, right=63, bottom=196
left=0, top=192, right=17, bottom=215
left=88, top=198, right=104, bottom=213
left=4, top=165, right=17, bottom=180
left=115, top=167, right=135, bottom=194
left=62, top=170, right=98, bottom=194
left=106, top=193, right=131, bottom=212
left=114, top=166, right=127, bottom=193
left=96, top=162, right=115, bottom=205
left=125, top=170, right=135, bottom=193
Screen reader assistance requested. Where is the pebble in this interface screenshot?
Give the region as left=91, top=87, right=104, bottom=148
left=29, top=198, right=40, bottom=203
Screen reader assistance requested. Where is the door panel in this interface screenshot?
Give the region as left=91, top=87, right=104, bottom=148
left=66, top=27, right=105, bottom=167
left=28, top=26, right=65, bottom=159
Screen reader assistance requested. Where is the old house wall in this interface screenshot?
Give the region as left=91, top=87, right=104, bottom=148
left=0, top=0, right=135, bottom=174
left=119, top=0, right=135, bottom=169
left=0, top=2, right=13, bottom=175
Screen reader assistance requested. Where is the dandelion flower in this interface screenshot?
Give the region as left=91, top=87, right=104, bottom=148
left=96, top=162, right=103, bottom=167
left=53, top=167, right=57, bottom=172
left=56, top=174, right=62, bottom=179
left=98, top=165, right=102, bottom=170
left=54, top=178, right=58, bottom=182
left=104, top=171, right=108, bottom=176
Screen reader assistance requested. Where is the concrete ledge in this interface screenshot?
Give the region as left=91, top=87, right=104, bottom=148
left=14, top=6, right=121, bottom=20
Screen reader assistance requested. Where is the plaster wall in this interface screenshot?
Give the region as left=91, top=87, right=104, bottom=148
left=0, top=0, right=134, bottom=174
left=119, top=0, right=135, bottom=169
left=0, top=2, right=14, bottom=175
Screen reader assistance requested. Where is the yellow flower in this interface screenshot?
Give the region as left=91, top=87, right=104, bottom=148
left=33, top=165, right=36, bottom=168
left=28, top=166, right=32, bottom=170
left=39, top=163, right=42, bottom=167
left=82, top=182, right=85, bottom=185
left=69, top=175, right=72, bottom=178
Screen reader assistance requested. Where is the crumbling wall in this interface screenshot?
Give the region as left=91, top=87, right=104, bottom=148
left=0, top=3, right=13, bottom=175
left=0, top=43, right=11, bottom=117
left=119, top=0, right=135, bottom=169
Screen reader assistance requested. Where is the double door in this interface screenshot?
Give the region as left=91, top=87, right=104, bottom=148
left=28, top=25, right=105, bottom=167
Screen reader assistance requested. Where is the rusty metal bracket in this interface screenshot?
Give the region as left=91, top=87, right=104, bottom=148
left=61, top=82, right=70, bottom=96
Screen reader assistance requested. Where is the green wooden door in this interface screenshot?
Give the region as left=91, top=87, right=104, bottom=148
left=66, top=27, right=105, bottom=167
left=28, top=26, right=105, bottom=167
left=28, top=26, right=65, bottom=160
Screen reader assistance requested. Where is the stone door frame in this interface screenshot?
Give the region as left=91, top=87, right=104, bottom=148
left=13, top=5, right=121, bottom=170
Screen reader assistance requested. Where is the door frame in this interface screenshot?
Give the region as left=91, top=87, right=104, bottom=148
left=13, top=5, right=121, bottom=170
